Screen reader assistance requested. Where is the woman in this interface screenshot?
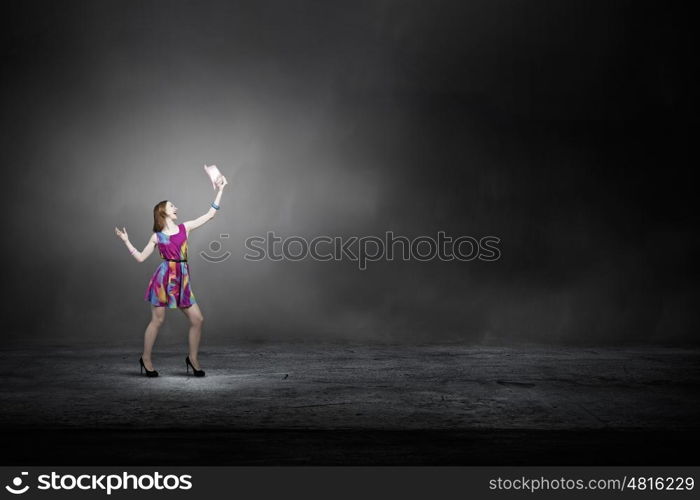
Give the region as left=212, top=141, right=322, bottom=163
left=115, top=171, right=228, bottom=378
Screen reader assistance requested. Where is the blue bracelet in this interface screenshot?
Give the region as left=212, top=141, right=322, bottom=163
left=211, top=202, right=220, bottom=210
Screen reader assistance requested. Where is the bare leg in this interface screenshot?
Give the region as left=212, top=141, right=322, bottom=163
left=142, top=306, right=166, bottom=370
left=180, top=304, right=204, bottom=370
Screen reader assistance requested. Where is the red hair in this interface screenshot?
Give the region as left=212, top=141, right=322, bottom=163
left=152, top=200, right=168, bottom=233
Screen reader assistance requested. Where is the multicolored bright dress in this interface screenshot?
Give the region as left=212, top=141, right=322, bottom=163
left=144, top=223, right=197, bottom=308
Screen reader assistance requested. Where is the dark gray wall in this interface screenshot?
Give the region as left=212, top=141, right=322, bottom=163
left=1, top=0, right=695, bottom=346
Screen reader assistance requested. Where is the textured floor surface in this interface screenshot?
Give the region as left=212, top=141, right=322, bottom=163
left=1, top=342, right=699, bottom=464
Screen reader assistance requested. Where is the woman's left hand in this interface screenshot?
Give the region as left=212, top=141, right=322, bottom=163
left=217, top=175, right=228, bottom=190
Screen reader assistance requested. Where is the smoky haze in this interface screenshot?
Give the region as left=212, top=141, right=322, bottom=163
left=1, top=0, right=695, bottom=346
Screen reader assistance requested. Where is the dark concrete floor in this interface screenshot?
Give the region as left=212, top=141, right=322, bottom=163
left=2, top=342, right=699, bottom=464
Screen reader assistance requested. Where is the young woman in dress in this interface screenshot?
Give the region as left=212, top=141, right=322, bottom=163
left=114, top=173, right=228, bottom=378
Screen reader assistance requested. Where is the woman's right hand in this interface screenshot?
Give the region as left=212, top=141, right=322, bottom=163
left=216, top=175, right=228, bottom=190
left=114, top=226, right=129, bottom=242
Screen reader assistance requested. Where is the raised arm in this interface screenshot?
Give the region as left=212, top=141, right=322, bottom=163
left=115, top=227, right=157, bottom=263
left=184, top=175, right=228, bottom=232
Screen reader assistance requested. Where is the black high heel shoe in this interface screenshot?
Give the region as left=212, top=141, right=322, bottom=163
left=185, top=356, right=205, bottom=377
left=139, top=357, right=159, bottom=377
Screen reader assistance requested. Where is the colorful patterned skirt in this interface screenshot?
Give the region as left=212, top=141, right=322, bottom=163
left=144, top=261, right=196, bottom=308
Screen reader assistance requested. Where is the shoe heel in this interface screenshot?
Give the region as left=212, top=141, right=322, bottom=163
left=139, top=356, right=159, bottom=378
left=185, top=356, right=205, bottom=377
